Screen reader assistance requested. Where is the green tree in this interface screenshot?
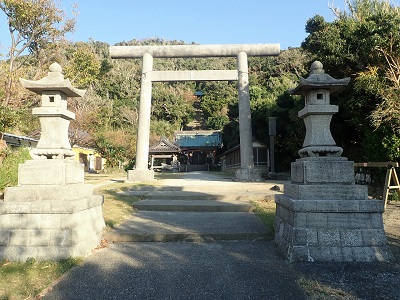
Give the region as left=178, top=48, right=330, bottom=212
left=151, top=83, right=195, bottom=129
left=302, top=0, right=400, bottom=161
left=242, top=51, right=309, bottom=170
left=0, top=0, right=76, bottom=106
left=199, top=81, right=237, bottom=130
left=64, top=43, right=101, bottom=89
left=94, top=130, right=135, bottom=169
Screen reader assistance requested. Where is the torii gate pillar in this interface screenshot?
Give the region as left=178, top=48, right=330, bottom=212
left=235, top=51, right=257, bottom=181
left=110, top=44, right=280, bottom=181
left=132, top=53, right=154, bottom=181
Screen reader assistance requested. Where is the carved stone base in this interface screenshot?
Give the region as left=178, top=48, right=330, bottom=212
left=0, top=159, right=105, bottom=261
left=299, top=146, right=343, bottom=158
left=274, top=195, right=393, bottom=262
left=127, top=169, right=155, bottom=182
left=17, top=159, right=84, bottom=185
left=234, top=167, right=263, bottom=182
left=274, top=157, right=393, bottom=262
left=0, top=196, right=104, bottom=261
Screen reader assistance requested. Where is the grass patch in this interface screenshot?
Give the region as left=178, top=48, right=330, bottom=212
left=0, top=147, right=30, bottom=192
left=0, top=258, right=82, bottom=300
left=154, top=172, right=186, bottom=180
left=84, top=172, right=127, bottom=185
left=252, top=200, right=276, bottom=237
left=298, top=277, right=357, bottom=300
left=95, top=182, right=144, bottom=229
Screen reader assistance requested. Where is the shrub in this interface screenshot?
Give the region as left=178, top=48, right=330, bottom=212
left=0, top=147, right=30, bottom=192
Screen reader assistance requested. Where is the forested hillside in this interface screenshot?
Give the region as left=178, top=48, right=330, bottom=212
left=1, top=0, right=400, bottom=171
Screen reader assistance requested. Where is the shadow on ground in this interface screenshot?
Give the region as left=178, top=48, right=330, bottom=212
left=41, top=241, right=306, bottom=300
left=40, top=172, right=400, bottom=300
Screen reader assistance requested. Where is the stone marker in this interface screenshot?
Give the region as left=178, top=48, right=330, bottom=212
left=0, top=63, right=105, bottom=261
left=274, top=61, right=393, bottom=262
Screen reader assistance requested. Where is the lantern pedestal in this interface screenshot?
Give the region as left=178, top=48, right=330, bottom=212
left=127, top=169, right=155, bottom=182
left=275, top=157, right=393, bottom=262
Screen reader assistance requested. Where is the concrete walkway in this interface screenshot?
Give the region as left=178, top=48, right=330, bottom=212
left=41, top=241, right=305, bottom=300
left=103, top=172, right=283, bottom=243
left=42, top=172, right=308, bottom=300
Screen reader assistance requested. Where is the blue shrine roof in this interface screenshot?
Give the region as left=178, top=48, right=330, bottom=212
left=174, top=131, right=222, bottom=149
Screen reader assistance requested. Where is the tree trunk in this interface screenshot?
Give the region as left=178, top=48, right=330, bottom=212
left=0, top=132, right=7, bottom=166
left=3, top=76, right=12, bottom=107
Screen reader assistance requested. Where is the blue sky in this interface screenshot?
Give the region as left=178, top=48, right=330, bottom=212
left=1, top=1, right=346, bottom=53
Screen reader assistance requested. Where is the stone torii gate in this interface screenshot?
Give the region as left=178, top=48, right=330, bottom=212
left=110, top=44, right=280, bottom=181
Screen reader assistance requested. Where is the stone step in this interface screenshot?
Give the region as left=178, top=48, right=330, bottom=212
left=126, top=190, right=274, bottom=201
left=129, top=184, right=274, bottom=192
left=103, top=211, right=269, bottom=243
left=133, top=199, right=253, bottom=212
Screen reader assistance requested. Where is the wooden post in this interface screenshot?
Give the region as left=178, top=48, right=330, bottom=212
left=383, top=166, right=400, bottom=210
left=355, top=162, right=400, bottom=211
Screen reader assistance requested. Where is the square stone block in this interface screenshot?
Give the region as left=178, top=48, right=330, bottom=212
left=306, top=229, right=318, bottom=246
left=0, top=231, right=10, bottom=246
left=0, top=214, right=21, bottom=229
left=18, top=160, right=84, bottom=185
left=340, top=229, right=363, bottom=246
left=306, top=213, right=328, bottom=227
left=127, top=169, right=154, bottom=182
left=0, top=189, right=105, bottom=261
left=352, top=247, right=375, bottom=262
left=318, top=229, right=341, bottom=246
left=4, top=184, right=94, bottom=202
left=284, top=183, right=368, bottom=200
left=9, top=230, right=30, bottom=246
left=309, top=246, right=332, bottom=261
left=291, top=157, right=354, bottom=184
left=329, top=247, right=343, bottom=261
left=361, top=229, right=387, bottom=246
left=21, top=214, right=61, bottom=229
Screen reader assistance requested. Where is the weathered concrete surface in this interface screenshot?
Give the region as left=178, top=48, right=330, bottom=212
left=41, top=241, right=306, bottom=300
left=134, top=52, right=153, bottom=172
left=127, top=169, right=155, bottom=182
left=132, top=200, right=253, bottom=212
left=104, top=211, right=268, bottom=242
left=152, top=70, right=238, bottom=82
left=110, top=43, right=280, bottom=58
left=105, top=171, right=281, bottom=243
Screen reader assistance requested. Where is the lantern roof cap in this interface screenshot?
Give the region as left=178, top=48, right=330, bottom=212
left=20, top=62, right=86, bottom=97
left=289, top=61, right=350, bottom=95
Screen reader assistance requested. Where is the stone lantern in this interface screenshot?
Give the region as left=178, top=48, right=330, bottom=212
left=20, top=62, right=84, bottom=160
left=273, top=61, right=392, bottom=262
left=1, top=63, right=105, bottom=261
left=291, top=61, right=349, bottom=158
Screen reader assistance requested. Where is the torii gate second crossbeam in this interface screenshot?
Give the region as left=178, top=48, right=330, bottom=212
left=110, top=44, right=280, bottom=181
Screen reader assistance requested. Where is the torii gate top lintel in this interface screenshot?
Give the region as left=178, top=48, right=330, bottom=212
left=110, top=43, right=280, bottom=59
